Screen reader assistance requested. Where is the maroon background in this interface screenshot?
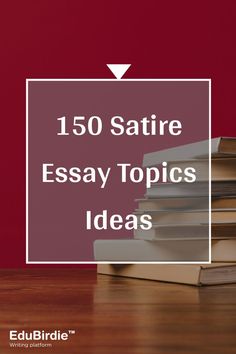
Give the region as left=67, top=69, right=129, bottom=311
left=0, top=0, right=235, bottom=267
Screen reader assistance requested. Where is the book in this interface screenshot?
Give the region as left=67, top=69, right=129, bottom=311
left=145, top=181, right=236, bottom=198
left=143, top=137, right=236, bottom=167
left=134, top=224, right=209, bottom=240
left=211, top=223, right=236, bottom=239
left=94, top=239, right=209, bottom=262
left=94, top=238, right=236, bottom=262
left=136, top=209, right=236, bottom=224
left=97, top=263, right=236, bottom=286
left=212, top=239, right=236, bottom=262
left=167, top=158, right=236, bottom=181
left=134, top=223, right=236, bottom=240
left=136, top=196, right=236, bottom=210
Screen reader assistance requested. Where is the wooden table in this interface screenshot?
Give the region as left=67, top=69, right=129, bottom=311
left=0, top=269, right=236, bottom=353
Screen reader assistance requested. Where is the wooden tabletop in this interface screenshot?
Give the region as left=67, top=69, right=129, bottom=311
left=0, top=269, right=236, bottom=354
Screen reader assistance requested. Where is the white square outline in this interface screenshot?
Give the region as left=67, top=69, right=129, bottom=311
left=26, top=78, right=211, bottom=264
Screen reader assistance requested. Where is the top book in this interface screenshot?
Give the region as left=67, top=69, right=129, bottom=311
left=143, top=137, right=236, bottom=167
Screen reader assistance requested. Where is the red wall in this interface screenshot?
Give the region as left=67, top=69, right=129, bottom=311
left=1, top=0, right=235, bottom=267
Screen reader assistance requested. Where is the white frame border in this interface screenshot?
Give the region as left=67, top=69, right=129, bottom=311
left=26, top=78, right=211, bottom=264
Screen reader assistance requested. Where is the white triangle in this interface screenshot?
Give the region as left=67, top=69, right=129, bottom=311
left=107, top=64, right=131, bottom=79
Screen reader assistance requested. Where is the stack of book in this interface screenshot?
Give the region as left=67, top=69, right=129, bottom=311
left=95, top=137, right=236, bottom=285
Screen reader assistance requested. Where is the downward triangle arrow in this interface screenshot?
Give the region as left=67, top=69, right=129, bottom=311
left=107, top=64, right=131, bottom=79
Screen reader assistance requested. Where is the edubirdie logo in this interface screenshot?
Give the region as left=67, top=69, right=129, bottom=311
left=9, top=329, right=76, bottom=349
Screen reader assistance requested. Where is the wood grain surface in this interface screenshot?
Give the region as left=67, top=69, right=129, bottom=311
left=0, top=269, right=236, bottom=354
